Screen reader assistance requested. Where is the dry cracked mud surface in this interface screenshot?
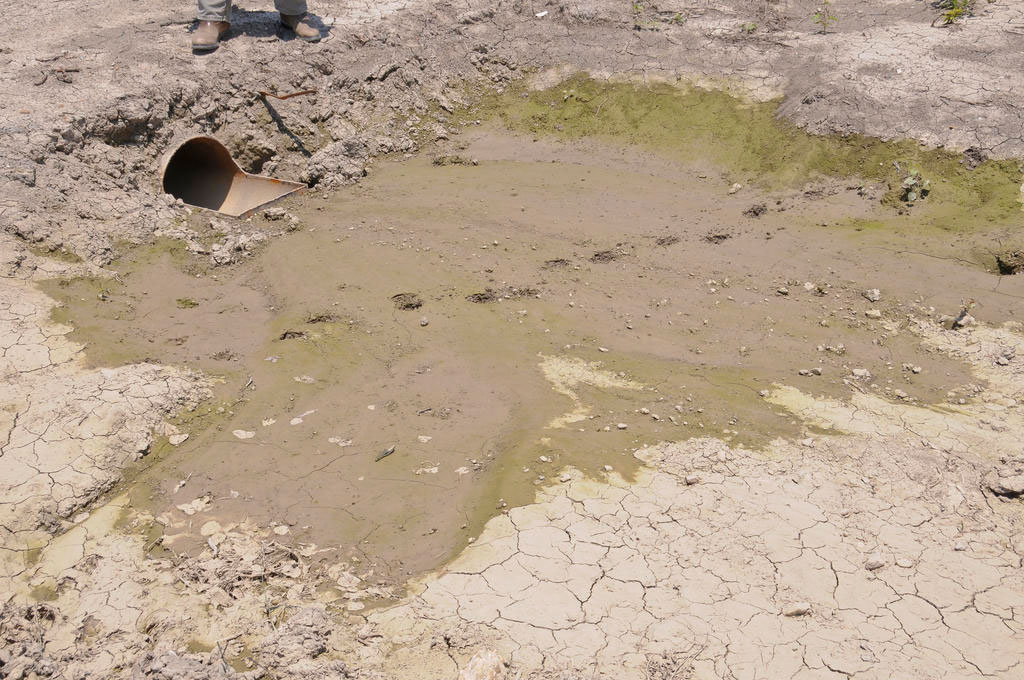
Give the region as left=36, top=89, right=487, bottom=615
left=3, top=0, right=1024, bottom=678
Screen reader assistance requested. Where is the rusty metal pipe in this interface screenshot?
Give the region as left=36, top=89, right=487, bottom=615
left=160, top=136, right=303, bottom=217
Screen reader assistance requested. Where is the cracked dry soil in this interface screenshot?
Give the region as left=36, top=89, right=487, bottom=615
left=3, top=0, right=1024, bottom=678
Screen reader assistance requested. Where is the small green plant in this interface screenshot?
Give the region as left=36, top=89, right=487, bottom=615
left=740, top=22, right=758, bottom=34
left=176, top=297, right=199, bottom=309
left=670, top=13, right=686, bottom=25
left=937, top=0, right=973, bottom=25
left=813, top=0, right=838, bottom=33
left=900, top=170, right=931, bottom=203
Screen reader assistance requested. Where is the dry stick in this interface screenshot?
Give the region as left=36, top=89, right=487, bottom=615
left=257, top=89, right=318, bottom=101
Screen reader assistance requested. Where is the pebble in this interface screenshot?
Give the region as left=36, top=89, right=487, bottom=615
left=863, top=289, right=882, bottom=302
left=617, top=423, right=628, bottom=430
left=782, top=602, right=811, bottom=617
left=559, top=474, right=571, bottom=483
left=728, top=182, right=742, bottom=194
left=168, top=433, right=190, bottom=446
left=864, top=554, right=886, bottom=570
left=684, top=474, right=699, bottom=485
left=420, top=317, right=429, bottom=327
left=603, top=465, right=614, bottom=472
left=232, top=430, right=255, bottom=440
left=539, top=455, right=550, bottom=463
left=640, top=407, right=650, bottom=415
left=895, top=558, right=914, bottom=568
left=851, top=369, right=871, bottom=380
left=954, top=540, right=968, bottom=551
left=777, top=286, right=790, bottom=296
left=759, top=389, right=770, bottom=398
left=865, top=309, right=882, bottom=319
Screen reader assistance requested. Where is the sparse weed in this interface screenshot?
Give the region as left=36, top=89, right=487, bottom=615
left=936, top=0, right=974, bottom=26
left=813, top=0, right=838, bottom=33
left=740, top=22, right=758, bottom=34
left=900, top=169, right=931, bottom=203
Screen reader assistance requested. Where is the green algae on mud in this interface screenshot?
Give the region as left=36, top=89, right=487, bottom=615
left=473, top=73, right=1023, bottom=234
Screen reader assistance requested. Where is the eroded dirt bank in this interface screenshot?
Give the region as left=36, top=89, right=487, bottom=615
left=3, top=0, right=1024, bottom=678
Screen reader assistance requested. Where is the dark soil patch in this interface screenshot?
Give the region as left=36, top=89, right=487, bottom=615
left=279, top=330, right=307, bottom=340
left=655, top=235, right=680, bottom=247
left=743, top=203, right=767, bottom=218
left=543, top=258, right=572, bottom=268
left=995, top=249, right=1024, bottom=275
left=466, top=286, right=539, bottom=303
left=704, top=230, right=732, bottom=244
left=433, top=155, right=476, bottom=166
left=590, top=249, right=624, bottom=263
left=392, top=292, right=424, bottom=310
left=306, top=312, right=339, bottom=324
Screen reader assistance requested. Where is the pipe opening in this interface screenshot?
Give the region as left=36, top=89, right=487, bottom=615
left=161, top=136, right=302, bottom=217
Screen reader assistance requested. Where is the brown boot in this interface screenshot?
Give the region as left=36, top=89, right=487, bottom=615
left=280, top=13, right=321, bottom=42
left=192, top=20, right=230, bottom=51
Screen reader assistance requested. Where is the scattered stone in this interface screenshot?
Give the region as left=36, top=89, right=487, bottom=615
left=616, top=423, right=628, bottom=430
left=864, top=554, right=886, bottom=570
left=293, top=375, right=316, bottom=384
left=865, top=309, right=882, bottom=319
left=895, top=558, right=914, bottom=568
left=168, top=433, right=189, bottom=446
left=776, top=286, right=789, bottom=296
left=419, top=316, right=429, bottom=327
left=984, top=457, right=1024, bottom=498
left=810, top=367, right=823, bottom=375
left=559, top=474, right=571, bottom=483
left=603, top=465, right=614, bottom=472
left=759, top=389, right=770, bottom=397
left=851, top=369, right=871, bottom=380
left=863, top=288, right=882, bottom=302
left=417, top=435, right=432, bottom=443
left=684, top=474, right=699, bottom=485
left=728, top=182, right=742, bottom=194
left=639, top=407, right=650, bottom=414
left=458, top=649, right=504, bottom=680
left=232, top=430, right=255, bottom=440
left=743, top=203, right=767, bottom=217
left=273, top=525, right=290, bottom=536
left=782, top=602, right=811, bottom=617
left=954, top=540, right=968, bottom=551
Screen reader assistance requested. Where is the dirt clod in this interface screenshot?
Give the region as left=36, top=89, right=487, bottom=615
left=392, top=292, right=424, bottom=310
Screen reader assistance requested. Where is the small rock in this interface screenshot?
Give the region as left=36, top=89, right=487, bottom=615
left=728, top=183, right=743, bottom=194
left=273, top=525, right=290, bottom=536
left=168, top=433, right=190, bottom=446
left=232, top=430, right=256, bottom=440
left=810, top=367, right=823, bottom=376
left=293, top=375, right=316, bottom=384
left=782, top=602, right=811, bottom=617
left=759, top=389, right=770, bottom=398
left=863, top=289, right=882, bottom=302
left=895, top=558, right=914, bottom=568
left=458, top=649, right=504, bottom=680
left=640, top=407, right=650, bottom=415
left=864, top=554, right=886, bottom=570
left=616, top=423, right=628, bottom=430
left=420, top=317, right=429, bottom=327
left=954, top=540, right=968, bottom=551
left=539, top=455, right=550, bottom=463
left=851, top=369, right=871, bottom=380
left=953, top=313, right=976, bottom=328
left=603, top=465, right=614, bottom=472
left=865, top=309, right=882, bottom=319
left=798, top=369, right=811, bottom=376
left=777, top=286, right=790, bottom=296
left=684, top=474, right=699, bottom=485
left=559, top=474, right=571, bottom=483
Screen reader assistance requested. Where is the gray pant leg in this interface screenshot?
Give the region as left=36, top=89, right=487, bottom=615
left=197, top=0, right=231, bottom=21
left=274, top=0, right=308, bottom=16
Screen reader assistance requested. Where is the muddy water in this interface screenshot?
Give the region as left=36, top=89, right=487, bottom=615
left=43, top=123, right=1022, bottom=591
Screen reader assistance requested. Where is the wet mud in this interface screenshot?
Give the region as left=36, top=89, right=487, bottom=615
left=41, top=81, right=1024, bottom=591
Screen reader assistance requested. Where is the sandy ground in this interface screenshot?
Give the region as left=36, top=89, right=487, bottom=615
left=2, top=0, right=1024, bottom=678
